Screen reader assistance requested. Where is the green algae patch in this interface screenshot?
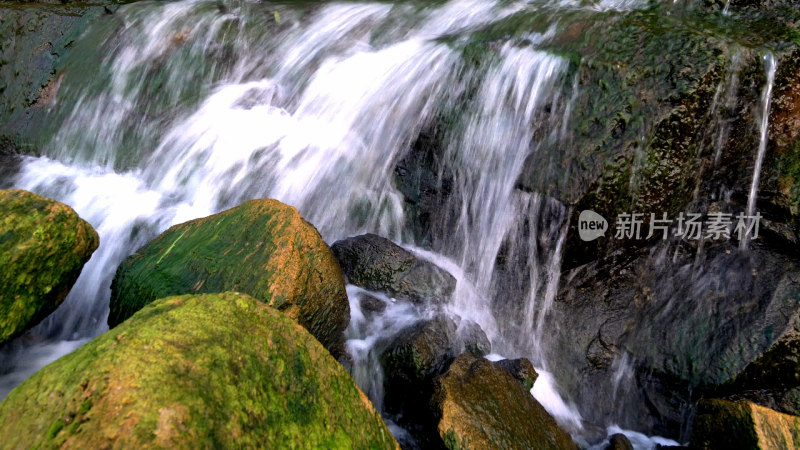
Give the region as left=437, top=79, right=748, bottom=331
left=0, top=189, right=98, bottom=344
left=0, top=292, right=398, bottom=449
left=109, top=199, right=349, bottom=357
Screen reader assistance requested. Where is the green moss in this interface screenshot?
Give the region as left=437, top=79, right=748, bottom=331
left=109, top=199, right=349, bottom=356
left=0, top=292, right=398, bottom=449
left=0, top=189, right=98, bottom=344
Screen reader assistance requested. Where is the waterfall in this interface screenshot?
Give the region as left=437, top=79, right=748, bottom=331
left=741, top=52, right=776, bottom=249
left=0, top=0, right=703, bottom=446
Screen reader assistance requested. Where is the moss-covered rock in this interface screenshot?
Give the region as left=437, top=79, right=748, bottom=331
left=0, top=292, right=398, bottom=449
left=109, top=199, right=349, bottom=357
left=431, top=354, right=576, bottom=450
left=0, top=189, right=98, bottom=345
left=690, top=399, right=800, bottom=449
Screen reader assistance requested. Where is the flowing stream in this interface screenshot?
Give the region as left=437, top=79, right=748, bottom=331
left=0, top=0, right=776, bottom=447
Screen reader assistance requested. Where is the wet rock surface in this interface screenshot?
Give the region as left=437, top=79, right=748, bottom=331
left=0, top=2, right=110, bottom=143
left=0, top=138, right=21, bottom=188
left=605, top=433, right=634, bottom=450
left=493, top=357, right=538, bottom=391
left=544, top=240, right=800, bottom=437
left=331, top=233, right=456, bottom=305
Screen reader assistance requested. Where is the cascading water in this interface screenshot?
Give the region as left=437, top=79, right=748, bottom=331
left=0, top=0, right=781, bottom=447
left=741, top=52, right=776, bottom=249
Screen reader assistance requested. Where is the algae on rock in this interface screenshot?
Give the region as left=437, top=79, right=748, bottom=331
left=109, top=199, right=349, bottom=356
left=0, top=292, right=398, bottom=449
left=0, top=189, right=98, bottom=345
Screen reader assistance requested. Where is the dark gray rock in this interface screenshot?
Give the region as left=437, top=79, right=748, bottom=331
left=492, top=358, right=538, bottom=391
left=359, top=294, right=388, bottom=316
left=0, top=138, right=21, bottom=188
left=543, top=240, right=800, bottom=439
left=380, top=316, right=459, bottom=389
left=331, top=233, right=456, bottom=304
left=456, top=319, right=491, bottom=357
left=0, top=3, right=110, bottom=142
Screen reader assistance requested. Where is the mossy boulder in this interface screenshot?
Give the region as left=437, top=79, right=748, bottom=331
left=0, top=292, right=398, bottom=449
left=0, top=189, right=98, bottom=345
left=109, top=199, right=349, bottom=357
left=690, top=399, right=800, bottom=449
left=431, top=354, right=576, bottom=450
left=331, top=233, right=456, bottom=304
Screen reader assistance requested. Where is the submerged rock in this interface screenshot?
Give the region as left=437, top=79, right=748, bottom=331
left=690, top=399, right=800, bottom=449
left=0, top=189, right=98, bottom=345
left=109, top=199, right=349, bottom=357
left=331, top=233, right=456, bottom=304
left=431, top=354, right=576, bottom=450
left=0, top=293, right=398, bottom=449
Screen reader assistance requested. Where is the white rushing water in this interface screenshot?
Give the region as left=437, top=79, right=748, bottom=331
left=0, top=0, right=739, bottom=447
left=741, top=52, right=776, bottom=249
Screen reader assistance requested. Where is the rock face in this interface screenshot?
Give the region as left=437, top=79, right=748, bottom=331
left=331, top=233, right=456, bottom=304
left=431, top=354, right=576, bottom=450
left=543, top=238, right=800, bottom=437
left=109, top=199, right=349, bottom=357
left=690, top=399, right=800, bottom=449
left=0, top=2, right=110, bottom=142
left=0, top=189, right=98, bottom=345
left=0, top=292, right=398, bottom=449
